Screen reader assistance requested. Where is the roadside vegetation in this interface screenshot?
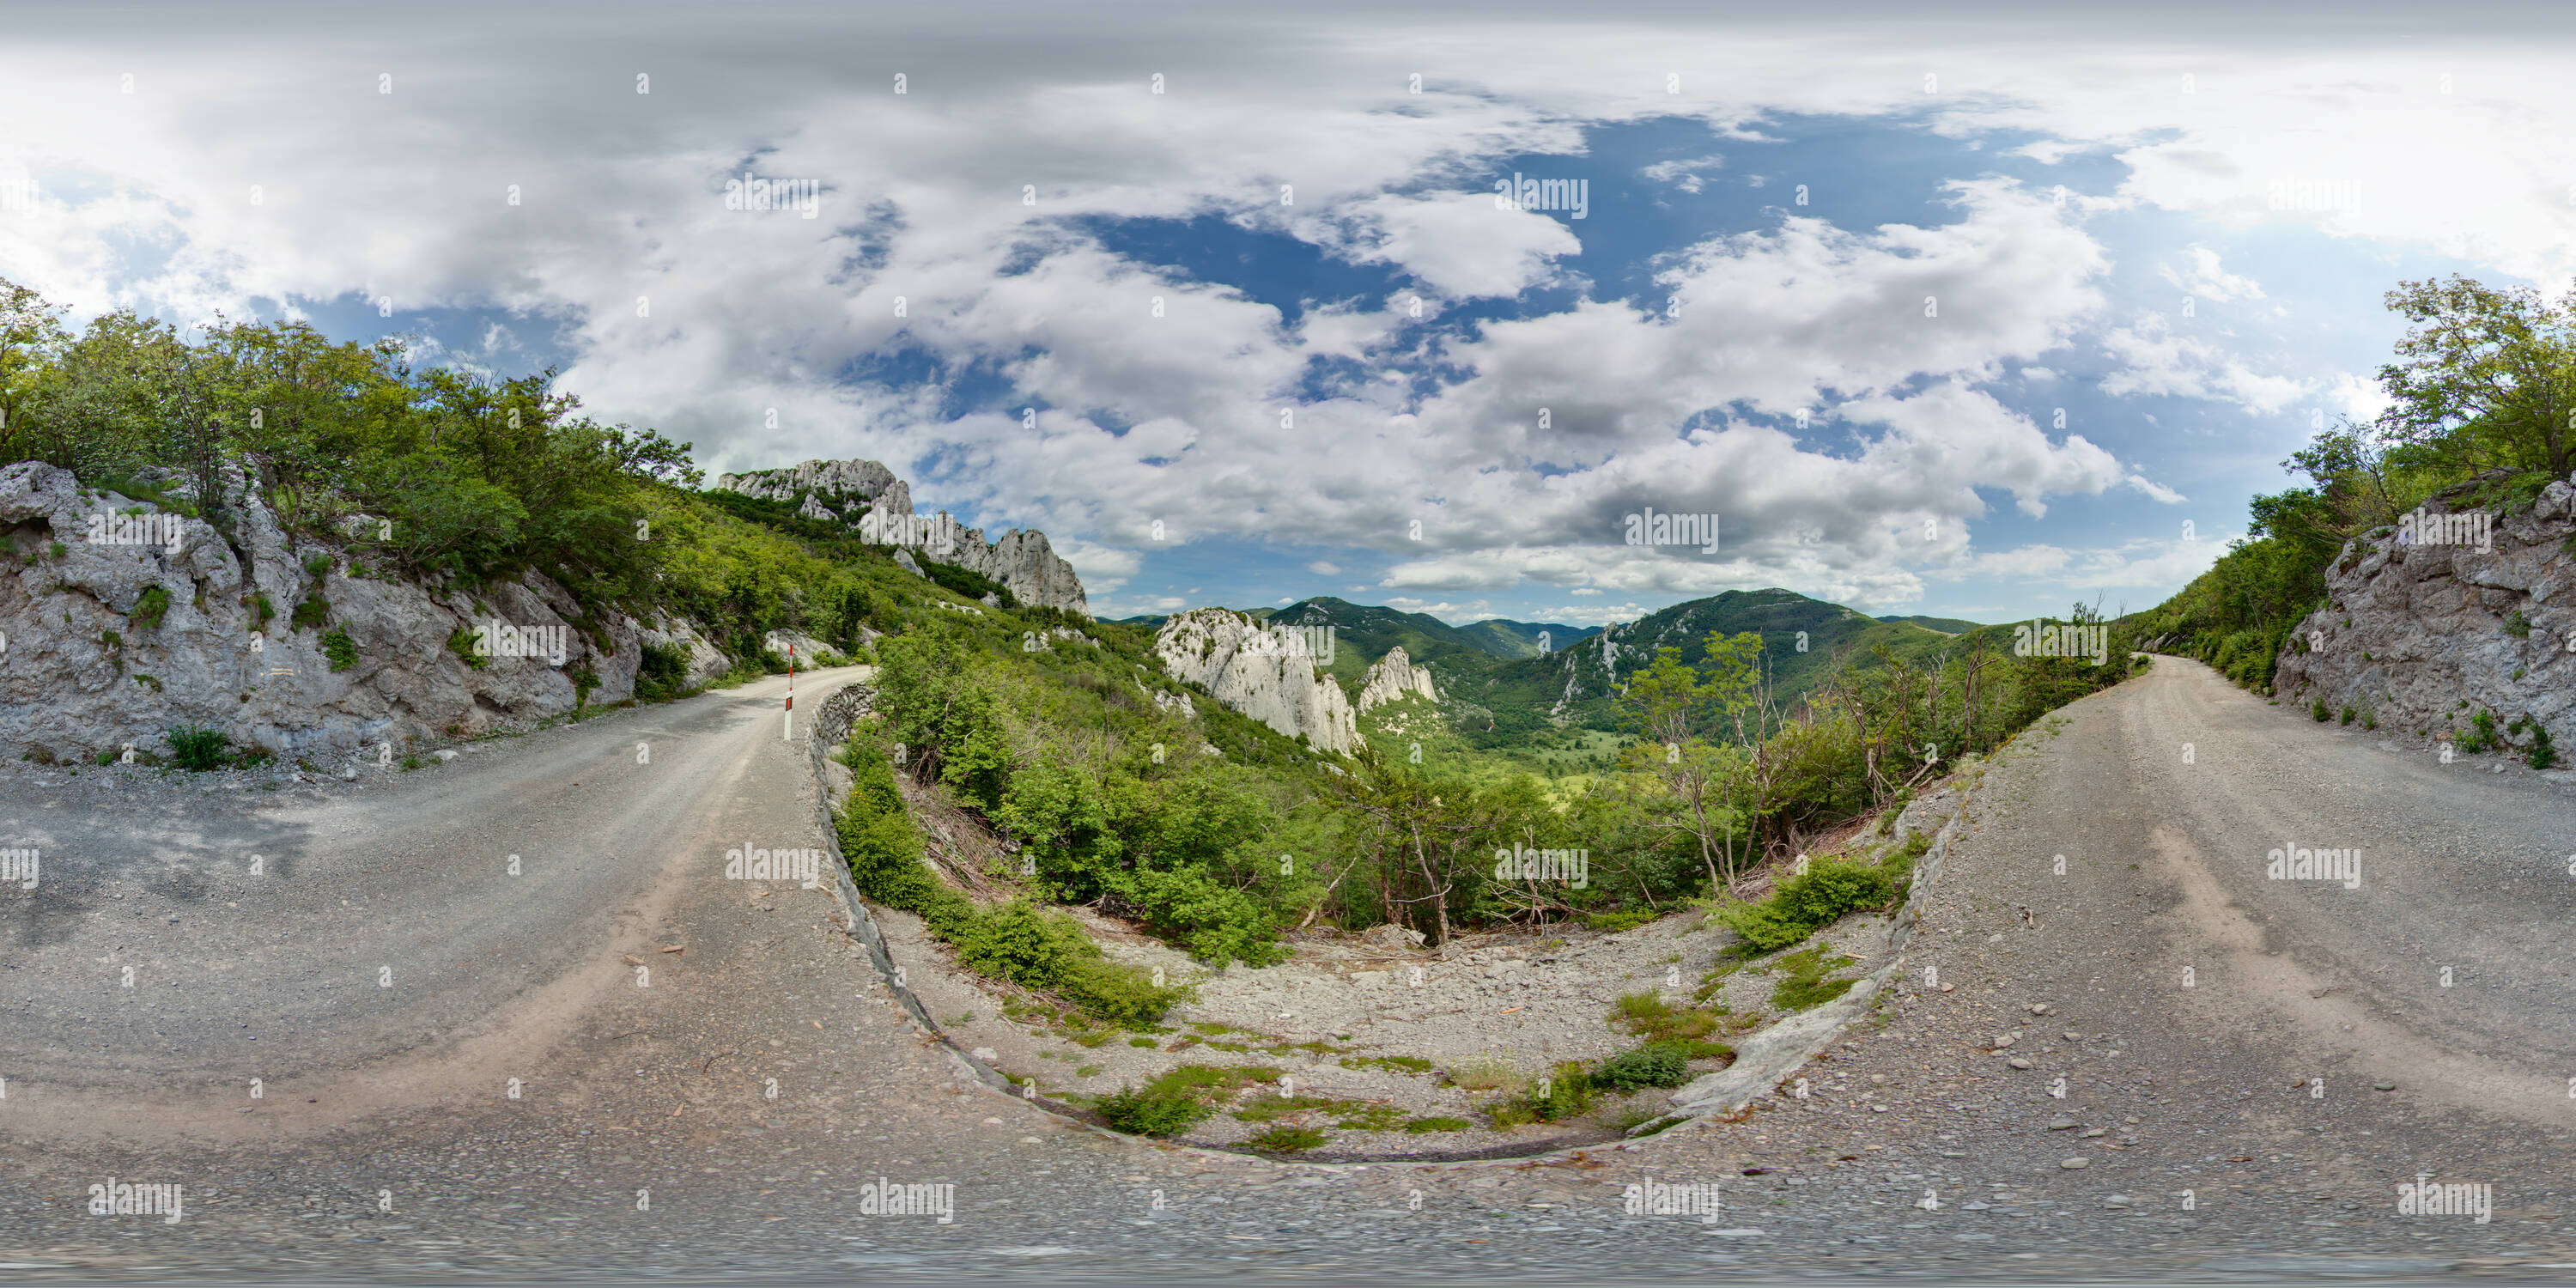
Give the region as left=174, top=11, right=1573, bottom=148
left=2135, top=275, right=2576, bottom=691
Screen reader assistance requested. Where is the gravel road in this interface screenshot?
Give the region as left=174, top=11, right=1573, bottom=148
left=7, top=654, right=2576, bottom=1282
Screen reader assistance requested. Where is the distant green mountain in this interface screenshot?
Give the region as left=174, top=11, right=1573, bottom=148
left=1112, top=599, right=1601, bottom=702
left=1121, top=592, right=1989, bottom=745
left=1875, top=613, right=1986, bottom=635
left=1244, top=597, right=1522, bottom=696
left=1455, top=617, right=1599, bottom=659
left=1117, top=603, right=1595, bottom=661
left=1449, top=588, right=2005, bottom=741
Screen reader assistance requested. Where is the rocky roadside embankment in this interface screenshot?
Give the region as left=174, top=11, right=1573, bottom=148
left=0, top=459, right=731, bottom=764
left=2272, top=470, right=2576, bottom=762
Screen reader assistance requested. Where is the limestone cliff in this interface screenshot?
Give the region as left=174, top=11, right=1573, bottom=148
left=1152, top=608, right=1360, bottom=754
left=1356, top=645, right=1439, bottom=712
left=713, top=458, right=1085, bottom=617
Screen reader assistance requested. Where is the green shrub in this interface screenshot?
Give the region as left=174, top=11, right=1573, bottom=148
left=2310, top=697, right=2330, bottom=721
left=291, top=596, right=329, bottom=630
left=2455, top=709, right=2499, bottom=755
left=252, top=592, right=276, bottom=629
left=840, top=744, right=1188, bottom=1024
left=634, top=641, right=691, bottom=701
left=1093, top=1063, right=1269, bottom=1136
left=2508, top=715, right=2558, bottom=769
left=447, top=625, right=488, bottom=669
left=321, top=629, right=358, bottom=671
left=1107, top=864, right=1283, bottom=968
left=1594, top=1042, right=1693, bottom=1090
left=1401, top=1115, right=1472, bottom=1133
left=1057, top=953, right=1188, bottom=1026
left=1716, top=858, right=1898, bottom=956
left=128, top=586, right=169, bottom=630
left=939, top=899, right=1188, bottom=1024
left=837, top=744, right=945, bottom=908
left=2505, top=608, right=2532, bottom=639
left=1522, top=1060, right=1593, bottom=1121
left=947, top=898, right=1095, bottom=987
left=166, top=724, right=230, bottom=771
left=1092, top=1083, right=1208, bottom=1135
left=2339, top=705, right=2355, bottom=726
left=1611, top=992, right=1738, bottom=1054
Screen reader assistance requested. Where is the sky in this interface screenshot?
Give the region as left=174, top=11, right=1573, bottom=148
left=5, top=1, right=2573, bottom=626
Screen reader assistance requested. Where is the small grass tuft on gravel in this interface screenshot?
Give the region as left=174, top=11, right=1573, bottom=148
left=1244, top=1125, right=1327, bottom=1152
left=1769, top=944, right=1859, bottom=1012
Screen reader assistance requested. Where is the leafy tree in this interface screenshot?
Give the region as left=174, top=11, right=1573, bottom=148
left=2378, top=275, right=2576, bottom=480
left=1323, top=746, right=1505, bottom=945
left=0, top=277, right=68, bottom=464
left=1616, top=633, right=1775, bottom=895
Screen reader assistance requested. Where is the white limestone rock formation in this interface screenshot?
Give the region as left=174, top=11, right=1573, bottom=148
left=715, top=459, right=905, bottom=508
left=1152, top=607, right=1360, bottom=753
left=713, top=458, right=1085, bottom=617
left=1356, top=645, right=1439, bottom=712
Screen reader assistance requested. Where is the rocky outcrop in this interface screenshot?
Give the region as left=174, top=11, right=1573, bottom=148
left=1356, top=645, right=1438, bottom=712
left=713, top=458, right=1085, bottom=617
left=945, top=528, right=1086, bottom=618
left=762, top=629, right=841, bottom=662
left=716, top=458, right=906, bottom=510
left=1152, top=608, right=1360, bottom=754
left=2272, top=472, right=2576, bottom=759
left=0, top=460, right=659, bottom=764
left=637, top=614, right=732, bottom=689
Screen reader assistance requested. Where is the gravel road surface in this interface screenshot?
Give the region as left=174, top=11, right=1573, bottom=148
left=6, top=655, right=2576, bottom=1282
